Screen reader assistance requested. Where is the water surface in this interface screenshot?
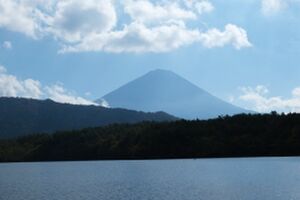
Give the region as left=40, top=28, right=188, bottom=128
left=1, top=157, right=300, bottom=200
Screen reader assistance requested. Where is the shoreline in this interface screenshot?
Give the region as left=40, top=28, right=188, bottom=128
left=1, top=155, right=299, bottom=164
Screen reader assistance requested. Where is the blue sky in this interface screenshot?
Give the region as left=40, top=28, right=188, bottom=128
left=0, top=0, right=300, bottom=112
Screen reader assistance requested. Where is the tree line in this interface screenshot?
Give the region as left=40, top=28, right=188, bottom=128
left=1, top=112, right=300, bottom=162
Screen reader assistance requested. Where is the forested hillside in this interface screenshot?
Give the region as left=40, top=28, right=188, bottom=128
left=1, top=112, right=300, bottom=162
left=0, top=97, right=176, bottom=138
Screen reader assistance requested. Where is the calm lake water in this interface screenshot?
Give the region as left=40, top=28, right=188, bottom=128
left=1, top=157, right=300, bottom=200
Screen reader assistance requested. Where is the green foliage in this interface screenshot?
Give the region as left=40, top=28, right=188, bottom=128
left=1, top=113, right=300, bottom=162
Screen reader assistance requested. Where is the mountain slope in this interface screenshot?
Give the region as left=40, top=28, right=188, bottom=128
left=0, top=97, right=176, bottom=138
left=97, top=69, right=248, bottom=119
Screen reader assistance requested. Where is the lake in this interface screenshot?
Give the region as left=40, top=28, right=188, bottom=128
left=1, top=157, right=300, bottom=200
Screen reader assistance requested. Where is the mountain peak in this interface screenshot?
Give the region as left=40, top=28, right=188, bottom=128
left=144, top=69, right=183, bottom=79
left=97, top=70, right=248, bottom=119
left=147, top=69, right=175, bottom=75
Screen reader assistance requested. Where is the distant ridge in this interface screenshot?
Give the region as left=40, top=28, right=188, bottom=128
left=97, top=69, right=249, bottom=119
left=0, top=97, right=176, bottom=138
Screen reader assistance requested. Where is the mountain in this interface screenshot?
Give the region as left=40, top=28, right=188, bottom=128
left=97, top=69, right=249, bottom=119
left=0, top=97, right=176, bottom=138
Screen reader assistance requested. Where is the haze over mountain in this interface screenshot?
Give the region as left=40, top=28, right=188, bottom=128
left=98, top=69, right=249, bottom=119
left=0, top=97, right=176, bottom=138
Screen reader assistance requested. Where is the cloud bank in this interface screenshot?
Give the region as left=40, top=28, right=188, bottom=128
left=0, top=65, right=98, bottom=106
left=0, top=0, right=252, bottom=53
left=237, top=85, right=300, bottom=113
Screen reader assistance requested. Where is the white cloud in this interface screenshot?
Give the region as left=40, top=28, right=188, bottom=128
left=261, top=0, right=287, bottom=15
left=123, top=0, right=196, bottom=24
left=48, top=0, right=117, bottom=42
left=2, top=41, right=12, bottom=49
left=0, top=0, right=117, bottom=42
left=61, top=23, right=251, bottom=53
left=194, top=1, right=214, bottom=14
left=0, top=65, right=42, bottom=98
left=0, top=0, right=252, bottom=53
left=60, top=22, right=201, bottom=53
left=22, top=79, right=43, bottom=98
left=0, top=65, right=96, bottom=105
left=97, top=98, right=110, bottom=108
left=183, top=0, right=214, bottom=15
left=237, top=85, right=300, bottom=113
left=198, top=24, right=252, bottom=49
left=45, top=84, right=96, bottom=105
left=0, top=0, right=44, bottom=38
